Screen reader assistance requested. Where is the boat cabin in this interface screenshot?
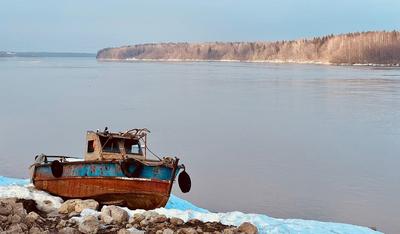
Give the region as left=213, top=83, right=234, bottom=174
left=85, top=128, right=148, bottom=161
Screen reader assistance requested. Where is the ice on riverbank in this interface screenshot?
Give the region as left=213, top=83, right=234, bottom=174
left=0, top=175, right=30, bottom=186
left=166, top=194, right=209, bottom=213
left=0, top=176, right=381, bottom=234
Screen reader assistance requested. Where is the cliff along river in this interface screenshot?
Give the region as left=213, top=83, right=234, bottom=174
left=0, top=57, right=399, bottom=233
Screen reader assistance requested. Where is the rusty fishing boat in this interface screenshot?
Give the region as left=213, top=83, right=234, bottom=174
left=30, top=128, right=191, bottom=210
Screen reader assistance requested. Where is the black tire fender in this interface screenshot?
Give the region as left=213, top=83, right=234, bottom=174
left=120, top=158, right=143, bottom=178
left=178, top=170, right=191, bottom=193
left=50, top=160, right=63, bottom=178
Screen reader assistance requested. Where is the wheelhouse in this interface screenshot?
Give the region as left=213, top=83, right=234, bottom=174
left=84, top=128, right=149, bottom=161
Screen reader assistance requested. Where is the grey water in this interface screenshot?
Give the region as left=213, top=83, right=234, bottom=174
left=0, top=57, right=399, bottom=233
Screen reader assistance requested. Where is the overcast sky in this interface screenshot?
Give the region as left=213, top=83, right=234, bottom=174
left=1, top=0, right=399, bottom=53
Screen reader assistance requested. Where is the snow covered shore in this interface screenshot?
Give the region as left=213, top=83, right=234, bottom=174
left=0, top=176, right=381, bottom=234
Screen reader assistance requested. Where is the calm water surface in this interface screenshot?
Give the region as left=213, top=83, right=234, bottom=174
left=0, top=57, right=399, bottom=233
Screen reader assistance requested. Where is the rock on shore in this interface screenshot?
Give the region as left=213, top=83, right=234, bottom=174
left=0, top=198, right=258, bottom=234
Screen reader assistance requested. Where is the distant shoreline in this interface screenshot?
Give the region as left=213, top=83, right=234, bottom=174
left=2, top=54, right=399, bottom=67
left=97, top=58, right=400, bottom=67
left=97, top=31, right=400, bottom=66
left=0, top=51, right=95, bottom=58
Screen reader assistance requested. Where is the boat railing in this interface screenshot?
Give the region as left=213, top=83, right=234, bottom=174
left=35, top=154, right=82, bottom=164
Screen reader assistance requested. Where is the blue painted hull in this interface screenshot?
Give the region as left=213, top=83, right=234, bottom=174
left=35, top=161, right=177, bottom=181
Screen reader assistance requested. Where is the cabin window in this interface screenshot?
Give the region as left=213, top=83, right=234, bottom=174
left=100, top=137, right=120, bottom=153
left=124, top=139, right=142, bottom=155
left=87, top=140, right=94, bottom=153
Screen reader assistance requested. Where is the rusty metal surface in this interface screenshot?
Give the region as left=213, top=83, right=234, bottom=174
left=34, top=176, right=171, bottom=210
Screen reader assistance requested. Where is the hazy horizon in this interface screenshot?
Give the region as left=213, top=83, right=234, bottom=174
left=1, top=0, right=400, bottom=53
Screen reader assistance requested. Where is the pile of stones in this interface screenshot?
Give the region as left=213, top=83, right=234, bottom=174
left=0, top=198, right=258, bottom=234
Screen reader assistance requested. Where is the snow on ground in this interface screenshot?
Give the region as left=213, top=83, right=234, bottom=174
left=0, top=176, right=63, bottom=211
left=0, top=176, right=381, bottom=234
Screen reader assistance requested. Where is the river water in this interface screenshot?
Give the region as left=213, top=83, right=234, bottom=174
left=0, top=57, right=399, bottom=233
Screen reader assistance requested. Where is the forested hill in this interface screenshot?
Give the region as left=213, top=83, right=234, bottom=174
left=97, top=31, right=400, bottom=65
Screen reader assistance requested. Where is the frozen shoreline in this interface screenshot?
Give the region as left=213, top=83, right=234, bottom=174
left=97, top=58, right=400, bottom=67
left=0, top=176, right=381, bottom=234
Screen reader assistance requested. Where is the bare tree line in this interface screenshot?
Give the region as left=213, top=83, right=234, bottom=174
left=97, top=31, right=400, bottom=65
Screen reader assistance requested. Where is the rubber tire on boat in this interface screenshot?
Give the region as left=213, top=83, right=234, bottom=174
left=50, top=160, right=63, bottom=178
left=178, top=170, right=191, bottom=193
left=120, top=158, right=143, bottom=178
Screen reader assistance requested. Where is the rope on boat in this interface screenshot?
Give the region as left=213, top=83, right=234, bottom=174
left=140, top=138, right=162, bottom=161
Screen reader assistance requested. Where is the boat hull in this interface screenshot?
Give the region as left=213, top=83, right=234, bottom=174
left=32, top=160, right=178, bottom=210
left=33, top=177, right=170, bottom=209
